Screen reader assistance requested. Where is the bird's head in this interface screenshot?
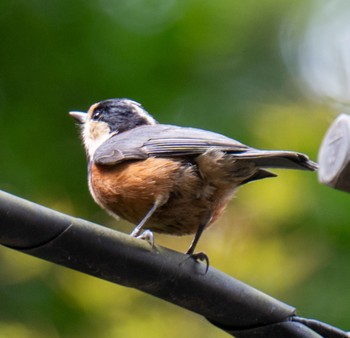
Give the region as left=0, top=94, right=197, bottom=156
left=69, top=98, right=157, bottom=158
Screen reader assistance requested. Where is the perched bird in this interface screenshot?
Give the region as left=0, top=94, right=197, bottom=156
left=70, top=98, right=317, bottom=259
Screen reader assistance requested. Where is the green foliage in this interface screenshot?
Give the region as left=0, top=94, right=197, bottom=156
left=0, top=0, right=349, bottom=337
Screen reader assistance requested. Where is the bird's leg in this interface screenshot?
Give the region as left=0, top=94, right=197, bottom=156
left=130, top=203, right=159, bottom=237
left=186, top=213, right=212, bottom=272
left=186, top=212, right=212, bottom=255
left=186, top=221, right=207, bottom=255
left=130, top=197, right=165, bottom=247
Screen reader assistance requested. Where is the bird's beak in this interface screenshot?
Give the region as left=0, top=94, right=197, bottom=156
left=69, top=111, right=87, bottom=124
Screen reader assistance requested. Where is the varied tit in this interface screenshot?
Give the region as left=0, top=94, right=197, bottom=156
left=70, top=98, right=317, bottom=260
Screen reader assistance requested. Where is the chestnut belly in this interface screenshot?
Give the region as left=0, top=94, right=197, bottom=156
left=89, top=157, right=237, bottom=236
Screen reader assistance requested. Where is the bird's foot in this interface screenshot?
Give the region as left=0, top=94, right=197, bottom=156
left=132, top=229, right=155, bottom=249
left=187, top=251, right=210, bottom=274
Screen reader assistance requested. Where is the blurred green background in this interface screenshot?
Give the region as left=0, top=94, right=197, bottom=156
left=1, top=0, right=349, bottom=337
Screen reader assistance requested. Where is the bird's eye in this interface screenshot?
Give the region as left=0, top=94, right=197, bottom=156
left=92, top=111, right=101, bottom=120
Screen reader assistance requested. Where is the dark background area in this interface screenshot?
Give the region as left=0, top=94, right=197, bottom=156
left=0, top=1, right=349, bottom=337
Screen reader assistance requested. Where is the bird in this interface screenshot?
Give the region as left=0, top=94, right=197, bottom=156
left=70, top=98, right=317, bottom=261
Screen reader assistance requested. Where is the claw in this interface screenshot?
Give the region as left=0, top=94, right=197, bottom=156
left=189, top=252, right=210, bottom=274
left=136, top=230, right=154, bottom=249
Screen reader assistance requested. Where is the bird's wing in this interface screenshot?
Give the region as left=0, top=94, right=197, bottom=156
left=93, top=124, right=317, bottom=171
left=93, top=124, right=248, bottom=164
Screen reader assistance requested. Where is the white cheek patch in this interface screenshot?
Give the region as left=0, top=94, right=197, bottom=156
left=83, top=120, right=112, bottom=158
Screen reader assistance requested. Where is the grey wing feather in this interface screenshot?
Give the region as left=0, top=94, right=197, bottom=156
left=93, top=124, right=247, bottom=164
left=93, top=124, right=317, bottom=171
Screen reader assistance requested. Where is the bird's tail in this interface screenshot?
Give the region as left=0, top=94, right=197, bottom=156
left=233, top=150, right=318, bottom=171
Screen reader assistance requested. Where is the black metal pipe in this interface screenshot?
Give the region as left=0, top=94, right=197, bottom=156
left=0, top=190, right=348, bottom=337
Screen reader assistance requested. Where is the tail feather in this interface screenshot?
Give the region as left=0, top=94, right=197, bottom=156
left=232, top=150, right=318, bottom=171
left=240, top=169, right=277, bottom=185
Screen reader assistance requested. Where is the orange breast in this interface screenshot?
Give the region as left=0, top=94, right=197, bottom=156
left=90, top=158, right=182, bottom=223
left=89, top=156, right=239, bottom=236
